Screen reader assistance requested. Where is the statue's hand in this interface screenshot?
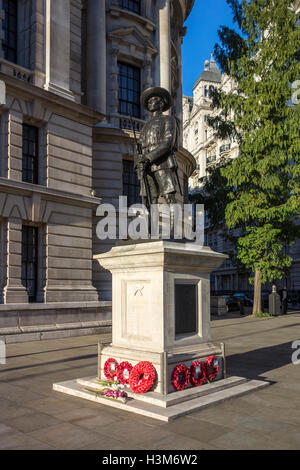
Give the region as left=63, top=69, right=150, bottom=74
left=137, top=154, right=148, bottom=164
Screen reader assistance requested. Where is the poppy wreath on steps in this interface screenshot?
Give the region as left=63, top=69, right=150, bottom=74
left=129, top=361, right=156, bottom=394
left=205, top=355, right=220, bottom=382
left=190, top=360, right=207, bottom=387
left=117, top=361, right=133, bottom=385
left=171, top=364, right=190, bottom=391
left=103, top=358, right=119, bottom=380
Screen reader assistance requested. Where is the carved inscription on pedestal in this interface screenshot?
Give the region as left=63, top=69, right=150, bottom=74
left=122, top=280, right=152, bottom=342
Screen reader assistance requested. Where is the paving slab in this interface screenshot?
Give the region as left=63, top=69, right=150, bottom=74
left=0, top=315, right=299, bottom=449
left=27, top=422, right=103, bottom=450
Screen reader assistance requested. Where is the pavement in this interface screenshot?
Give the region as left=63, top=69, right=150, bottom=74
left=0, top=311, right=299, bottom=450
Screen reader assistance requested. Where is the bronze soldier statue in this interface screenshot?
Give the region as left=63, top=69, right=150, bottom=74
left=134, top=87, right=181, bottom=208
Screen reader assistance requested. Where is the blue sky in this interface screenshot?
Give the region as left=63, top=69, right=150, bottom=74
left=182, top=0, right=236, bottom=97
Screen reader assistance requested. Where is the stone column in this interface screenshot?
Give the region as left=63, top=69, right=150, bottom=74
left=86, top=0, right=106, bottom=115
left=44, top=0, right=74, bottom=100
left=158, top=0, right=171, bottom=92
left=143, top=53, right=153, bottom=90
left=33, top=0, right=45, bottom=87
left=176, top=29, right=186, bottom=146
left=109, top=46, right=120, bottom=127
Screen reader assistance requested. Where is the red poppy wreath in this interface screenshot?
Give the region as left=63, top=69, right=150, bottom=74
left=205, top=355, right=220, bottom=382
left=117, top=361, right=133, bottom=385
left=190, top=360, right=207, bottom=387
left=103, top=358, right=119, bottom=380
left=171, top=364, right=190, bottom=391
left=129, top=361, right=156, bottom=394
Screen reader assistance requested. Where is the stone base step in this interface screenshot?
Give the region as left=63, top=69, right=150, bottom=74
left=76, top=376, right=247, bottom=408
left=53, top=377, right=269, bottom=422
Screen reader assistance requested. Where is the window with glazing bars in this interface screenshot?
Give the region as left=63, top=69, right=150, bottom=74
left=118, top=63, right=141, bottom=118
left=123, top=160, right=141, bottom=207
left=22, top=124, right=39, bottom=184
left=118, top=0, right=141, bottom=15
left=2, top=0, right=18, bottom=63
left=22, top=226, right=38, bottom=303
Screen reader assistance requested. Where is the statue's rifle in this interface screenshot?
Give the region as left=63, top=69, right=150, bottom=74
left=130, top=114, right=152, bottom=213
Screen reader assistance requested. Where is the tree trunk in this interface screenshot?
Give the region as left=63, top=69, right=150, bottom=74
left=252, top=269, right=262, bottom=316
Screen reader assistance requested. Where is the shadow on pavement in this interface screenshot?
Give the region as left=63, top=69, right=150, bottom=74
left=227, top=341, right=295, bottom=381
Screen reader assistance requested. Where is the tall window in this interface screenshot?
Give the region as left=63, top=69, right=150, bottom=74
left=2, top=0, right=18, bottom=63
left=118, top=63, right=141, bottom=118
left=118, top=0, right=141, bottom=15
left=22, top=226, right=38, bottom=303
left=123, top=160, right=141, bottom=207
left=0, top=220, right=7, bottom=304
left=22, top=124, right=39, bottom=184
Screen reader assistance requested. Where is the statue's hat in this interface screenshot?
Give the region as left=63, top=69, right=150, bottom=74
left=140, top=87, right=172, bottom=112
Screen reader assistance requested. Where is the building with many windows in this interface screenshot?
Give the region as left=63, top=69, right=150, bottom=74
left=0, top=0, right=196, bottom=342
left=183, top=54, right=239, bottom=191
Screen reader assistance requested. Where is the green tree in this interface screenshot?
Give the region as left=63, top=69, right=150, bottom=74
left=193, top=156, right=231, bottom=229
left=198, top=0, right=300, bottom=315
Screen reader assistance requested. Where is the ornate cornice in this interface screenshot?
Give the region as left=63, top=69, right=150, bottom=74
left=0, top=73, right=104, bottom=126
left=171, top=0, right=195, bottom=28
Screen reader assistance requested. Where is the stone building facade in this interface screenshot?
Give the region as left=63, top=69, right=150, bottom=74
left=0, top=0, right=196, bottom=342
left=183, top=54, right=239, bottom=190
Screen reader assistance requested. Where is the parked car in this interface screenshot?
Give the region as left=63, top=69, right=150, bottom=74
left=232, top=293, right=253, bottom=306
left=225, top=293, right=253, bottom=308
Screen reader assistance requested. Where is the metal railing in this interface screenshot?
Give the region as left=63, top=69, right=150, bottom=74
left=119, top=115, right=145, bottom=132
left=0, top=59, right=33, bottom=83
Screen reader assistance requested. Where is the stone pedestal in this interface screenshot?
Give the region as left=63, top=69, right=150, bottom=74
left=94, top=241, right=227, bottom=394
left=54, top=240, right=270, bottom=420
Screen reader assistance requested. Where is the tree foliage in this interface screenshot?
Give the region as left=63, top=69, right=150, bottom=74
left=195, top=0, right=300, bottom=312
left=192, top=156, right=232, bottom=228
